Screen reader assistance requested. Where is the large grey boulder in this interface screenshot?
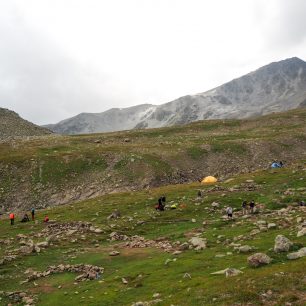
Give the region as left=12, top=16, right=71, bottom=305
left=287, top=247, right=306, bottom=260
left=189, top=237, right=207, bottom=250
left=297, top=228, right=306, bottom=237
left=248, top=253, right=271, bottom=267
left=274, top=235, right=293, bottom=253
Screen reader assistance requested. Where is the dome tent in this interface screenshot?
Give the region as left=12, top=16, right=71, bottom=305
left=201, top=176, right=217, bottom=184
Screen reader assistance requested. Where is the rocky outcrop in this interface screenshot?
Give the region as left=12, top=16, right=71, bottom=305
left=0, top=108, right=51, bottom=140
left=24, top=264, right=104, bottom=283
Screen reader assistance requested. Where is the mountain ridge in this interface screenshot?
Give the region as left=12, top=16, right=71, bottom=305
left=0, top=107, right=52, bottom=139
left=45, top=57, right=306, bottom=134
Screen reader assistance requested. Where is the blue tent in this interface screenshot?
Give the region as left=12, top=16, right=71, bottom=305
left=271, top=162, right=281, bottom=168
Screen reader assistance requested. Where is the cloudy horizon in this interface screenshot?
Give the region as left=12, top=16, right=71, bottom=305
left=0, top=0, right=306, bottom=125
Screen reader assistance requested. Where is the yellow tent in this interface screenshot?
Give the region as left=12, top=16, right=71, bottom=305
left=201, top=176, right=217, bottom=184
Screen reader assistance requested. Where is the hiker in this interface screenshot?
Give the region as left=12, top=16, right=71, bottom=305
left=9, top=213, right=15, bottom=225
left=226, top=206, right=233, bottom=219
left=279, top=161, right=284, bottom=167
left=197, top=190, right=202, bottom=198
left=299, top=200, right=305, bottom=207
left=155, top=198, right=164, bottom=211
left=31, top=208, right=35, bottom=221
left=21, top=214, right=30, bottom=223
left=161, top=196, right=166, bottom=205
left=242, top=200, right=248, bottom=215
left=249, top=200, right=255, bottom=213
left=44, top=215, right=49, bottom=223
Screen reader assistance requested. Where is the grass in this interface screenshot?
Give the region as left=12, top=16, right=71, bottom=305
left=0, top=162, right=305, bottom=305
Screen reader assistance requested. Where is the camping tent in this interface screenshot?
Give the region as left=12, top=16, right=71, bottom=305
left=201, top=176, right=217, bottom=184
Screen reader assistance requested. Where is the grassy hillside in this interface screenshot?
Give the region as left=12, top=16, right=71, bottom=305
left=0, top=161, right=305, bottom=305
left=0, top=108, right=306, bottom=211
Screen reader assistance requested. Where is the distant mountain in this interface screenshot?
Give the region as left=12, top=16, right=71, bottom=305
left=45, top=104, right=156, bottom=134
left=0, top=108, right=52, bottom=139
left=46, top=57, right=306, bottom=134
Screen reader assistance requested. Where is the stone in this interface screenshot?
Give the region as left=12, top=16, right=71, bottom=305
left=36, top=241, right=49, bottom=248
left=109, top=251, right=120, bottom=256
left=274, top=235, right=293, bottom=253
left=287, top=247, right=306, bottom=260
left=297, top=228, right=306, bottom=237
left=121, top=277, right=128, bottom=284
left=267, top=223, right=277, bottom=229
left=211, top=268, right=243, bottom=277
left=238, top=245, right=253, bottom=253
left=172, top=251, right=182, bottom=255
left=189, top=237, right=207, bottom=250
left=257, top=220, right=267, bottom=225
left=248, top=253, right=271, bottom=267
left=94, top=228, right=103, bottom=234
left=152, top=293, right=160, bottom=298
left=211, top=202, right=220, bottom=209
left=179, top=242, right=189, bottom=251
left=296, top=217, right=303, bottom=223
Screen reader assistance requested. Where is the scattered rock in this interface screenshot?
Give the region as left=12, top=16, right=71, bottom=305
left=297, top=228, right=306, bottom=237
left=211, top=202, right=220, bottom=209
left=179, top=242, right=189, bottom=251
left=24, top=264, right=103, bottom=283
left=211, top=268, right=243, bottom=277
left=109, top=251, right=120, bottom=256
left=248, top=253, right=271, bottom=267
left=287, top=247, right=306, bottom=260
left=237, top=245, right=253, bottom=253
left=188, top=237, right=207, bottom=250
left=267, top=223, right=277, bottom=229
left=274, top=235, right=293, bottom=253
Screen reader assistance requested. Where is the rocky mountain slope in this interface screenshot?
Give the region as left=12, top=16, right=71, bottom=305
left=0, top=108, right=52, bottom=140
left=46, top=57, right=306, bottom=134
left=46, top=104, right=157, bottom=135
left=1, top=108, right=306, bottom=211
left=0, top=161, right=305, bottom=305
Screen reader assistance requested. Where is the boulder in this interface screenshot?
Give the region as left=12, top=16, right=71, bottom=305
left=109, top=251, right=120, bottom=256
left=248, top=253, right=271, bottom=267
left=179, top=242, right=189, bottom=251
left=211, top=202, right=220, bottom=209
left=189, top=237, right=207, bottom=250
left=274, top=235, right=293, bottom=253
left=267, top=223, right=277, bottom=229
left=211, top=268, right=243, bottom=277
left=297, top=228, right=306, bottom=237
left=287, top=247, right=306, bottom=260
left=238, top=245, right=253, bottom=253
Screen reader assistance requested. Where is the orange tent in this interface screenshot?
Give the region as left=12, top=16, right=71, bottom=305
left=201, top=176, right=217, bottom=184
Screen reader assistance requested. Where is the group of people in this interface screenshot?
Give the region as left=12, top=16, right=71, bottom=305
left=9, top=208, right=49, bottom=225
left=226, top=200, right=256, bottom=219
left=155, top=196, right=166, bottom=211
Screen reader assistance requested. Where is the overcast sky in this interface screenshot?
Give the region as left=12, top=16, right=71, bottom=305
left=0, top=0, right=306, bottom=124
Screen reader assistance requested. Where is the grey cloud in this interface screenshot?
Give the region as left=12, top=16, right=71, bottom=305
left=0, top=8, right=113, bottom=125
left=264, top=0, right=306, bottom=49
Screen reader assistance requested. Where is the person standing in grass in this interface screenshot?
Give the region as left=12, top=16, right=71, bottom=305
left=242, top=200, right=248, bottom=215
left=249, top=200, right=255, bottom=214
left=226, top=206, right=233, bottom=219
left=9, top=212, right=15, bottom=225
left=31, top=208, right=35, bottom=221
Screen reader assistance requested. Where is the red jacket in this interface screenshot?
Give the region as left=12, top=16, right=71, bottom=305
left=9, top=213, right=15, bottom=219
